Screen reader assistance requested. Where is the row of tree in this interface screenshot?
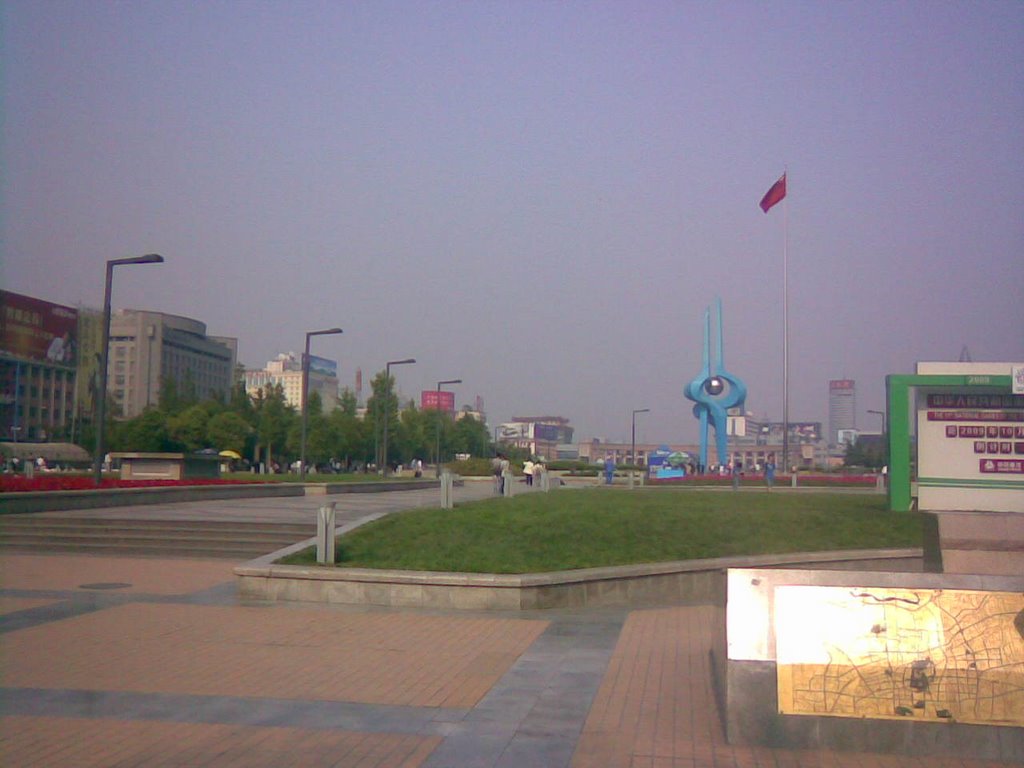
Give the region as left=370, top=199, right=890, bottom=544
left=78, top=371, right=492, bottom=471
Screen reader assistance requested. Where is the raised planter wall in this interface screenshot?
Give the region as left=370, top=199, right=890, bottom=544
left=234, top=548, right=924, bottom=612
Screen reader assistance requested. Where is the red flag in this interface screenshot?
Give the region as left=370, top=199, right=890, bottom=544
left=759, top=173, right=786, bottom=213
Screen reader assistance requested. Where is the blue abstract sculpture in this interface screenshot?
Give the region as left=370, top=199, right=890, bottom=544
left=684, top=298, right=747, bottom=469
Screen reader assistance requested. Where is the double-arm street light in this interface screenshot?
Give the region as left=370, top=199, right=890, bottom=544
left=300, top=327, right=343, bottom=479
left=631, top=408, right=650, bottom=467
left=380, top=358, right=415, bottom=475
left=93, top=254, right=164, bottom=486
left=434, top=378, right=462, bottom=475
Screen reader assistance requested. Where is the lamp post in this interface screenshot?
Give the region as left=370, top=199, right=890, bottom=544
left=434, top=378, right=462, bottom=475
left=867, top=409, right=886, bottom=435
left=93, top=254, right=164, bottom=486
left=631, top=408, right=649, bottom=467
left=381, top=358, right=415, bottom=476
left=300, top=327, right=343, bottom=479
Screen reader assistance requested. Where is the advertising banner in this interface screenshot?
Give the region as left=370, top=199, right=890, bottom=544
left=307, top=354, right=337, bottom=378
left=421, top=390, right=455, bottom=412
left=0, top=291, right=78, bottom=366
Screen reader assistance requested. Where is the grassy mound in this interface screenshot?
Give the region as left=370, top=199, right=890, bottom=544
left=280, top=488, right=924, bottom=574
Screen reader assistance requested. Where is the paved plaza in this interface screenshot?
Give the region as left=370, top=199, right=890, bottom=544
left=1, top=486, right=1019, bottom=766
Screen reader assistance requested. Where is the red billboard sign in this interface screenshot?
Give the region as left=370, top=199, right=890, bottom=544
left=0, top=291, right=78, bottom=365
left=829, top=379, right=854, bottom=391
left=421, top=390, right=455, bottom=412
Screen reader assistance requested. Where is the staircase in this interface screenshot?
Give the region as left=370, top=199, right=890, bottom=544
left=0, top=516, right=316, bottom=560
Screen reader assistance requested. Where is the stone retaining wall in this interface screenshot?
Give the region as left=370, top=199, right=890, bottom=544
left=234, top=547, right=923, bottom=611
left=0, top=480, right=436, bottom=514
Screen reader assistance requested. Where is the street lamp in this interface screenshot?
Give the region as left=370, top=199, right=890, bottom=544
left=867, top=409, right=886, bottom=434
left=631, top=408, right=649, bottom=467
left=380, top=358, right=415, bottom=475
left=300, top=327, right=343, bottom=479
left=434, top=378, right=462, bottom=475
left=93, top=254, right=164, bottom=485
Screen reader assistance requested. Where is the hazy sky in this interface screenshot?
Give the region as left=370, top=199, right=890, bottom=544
left=3, top=1, right=1022, bottom=444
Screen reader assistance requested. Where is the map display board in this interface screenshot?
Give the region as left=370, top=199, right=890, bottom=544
left=776, top=585, right=1024, bottom=726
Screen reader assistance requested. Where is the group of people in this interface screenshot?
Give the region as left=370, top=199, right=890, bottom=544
left=491, top=454, right=546, bottom=494
left=522, top=458, right=545, bottom=486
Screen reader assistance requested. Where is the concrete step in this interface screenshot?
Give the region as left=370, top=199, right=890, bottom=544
left=0, top=540, right=284, bottom=559
left=0, top=517, right=315, bottom=559
left=0, top=516, right=313, bottom=534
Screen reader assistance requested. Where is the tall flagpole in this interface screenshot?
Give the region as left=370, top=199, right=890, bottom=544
left=782, top=173, right=789, bottom=474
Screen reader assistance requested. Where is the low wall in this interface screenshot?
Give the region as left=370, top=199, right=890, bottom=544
left=235, top=547, right=923, bottom=611
left=0, top=479, right=436, bottom=514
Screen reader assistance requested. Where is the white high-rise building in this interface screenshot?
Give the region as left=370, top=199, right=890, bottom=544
left=828, top=379, right=856, bottom=446
left=244, top=352, right=339, bottom=412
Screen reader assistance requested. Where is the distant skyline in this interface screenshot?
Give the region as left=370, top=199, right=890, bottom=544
left=3, top=2, right=1022, bottom=444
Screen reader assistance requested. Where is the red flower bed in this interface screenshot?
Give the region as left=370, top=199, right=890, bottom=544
left=0, top=476, right=258, bottom=493
left=648, top=473, right=878, bottom=487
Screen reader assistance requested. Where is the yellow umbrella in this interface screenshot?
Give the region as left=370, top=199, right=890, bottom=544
left=218, top=450, right=242, bottom=460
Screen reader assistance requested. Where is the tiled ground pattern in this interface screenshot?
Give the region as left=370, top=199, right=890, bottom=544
left=572, top=606, right=1017, bottom=768
left=0, top=553, right=235, bottom=594
left=2, top=602, right=548, bottom=709
left=0, top=715, right=441, bottom=768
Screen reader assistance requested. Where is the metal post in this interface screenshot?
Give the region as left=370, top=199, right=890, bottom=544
left=382, top=358, right=415, bottom=476
left=93, top=254, right=163, bottom=486
left=631, top=407, right=649, bottom=477
left=301, top=327, right=343, bottom=480
left=434, top=378, right=461, bottom=476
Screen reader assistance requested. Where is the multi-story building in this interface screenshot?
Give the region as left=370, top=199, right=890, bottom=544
left=244, top=352, right=339, bottom=412
left=828, top=379, right=856, bottom=447
left=0, top=291, right=79, bottom=440
left=497, top=416, right=574, bottom=461
left=107, top=310, right=237, bottom=418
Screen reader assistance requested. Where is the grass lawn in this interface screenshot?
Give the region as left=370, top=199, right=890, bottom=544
left=281, top=488, right=925, bottom=574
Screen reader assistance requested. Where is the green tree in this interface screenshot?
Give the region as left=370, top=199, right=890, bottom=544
left=396, top=402, right=430, bottom=466
left=286, top=391, right=333, bottom=469
left=168, top=402, right=219, bottom=452
left=113, top=409, right=176, bottom=452
left=252, top=384, right=295, bottom=469
left=326, top=398, right=368, bottom=467
left=844, top=434, right=888, bottom=470
left=158, top=375, right=199, bottom=416
left=338, top=387, right=358, bottom=417
left=452, top=412, right=492, bottom=458
left=206, top=411, right=252, bottom=456
left=365, top=371, right=400, bottom=467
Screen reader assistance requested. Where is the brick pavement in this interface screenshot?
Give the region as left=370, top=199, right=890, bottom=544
left=1, top=715, right=441, bottom=768
left=573, top=606, right=1018, bottom=768
left=2, top=545, right=1021, bottom=766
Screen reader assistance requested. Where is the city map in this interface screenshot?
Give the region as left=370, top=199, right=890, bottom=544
left=775, top=586, right=1024, bottom=726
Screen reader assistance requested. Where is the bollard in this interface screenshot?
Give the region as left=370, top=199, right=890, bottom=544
left=316, top=502, right=337, bottom=564
left=502, top=469, right=513, bottom=497
left=440, top=471, right=454, bottom=509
